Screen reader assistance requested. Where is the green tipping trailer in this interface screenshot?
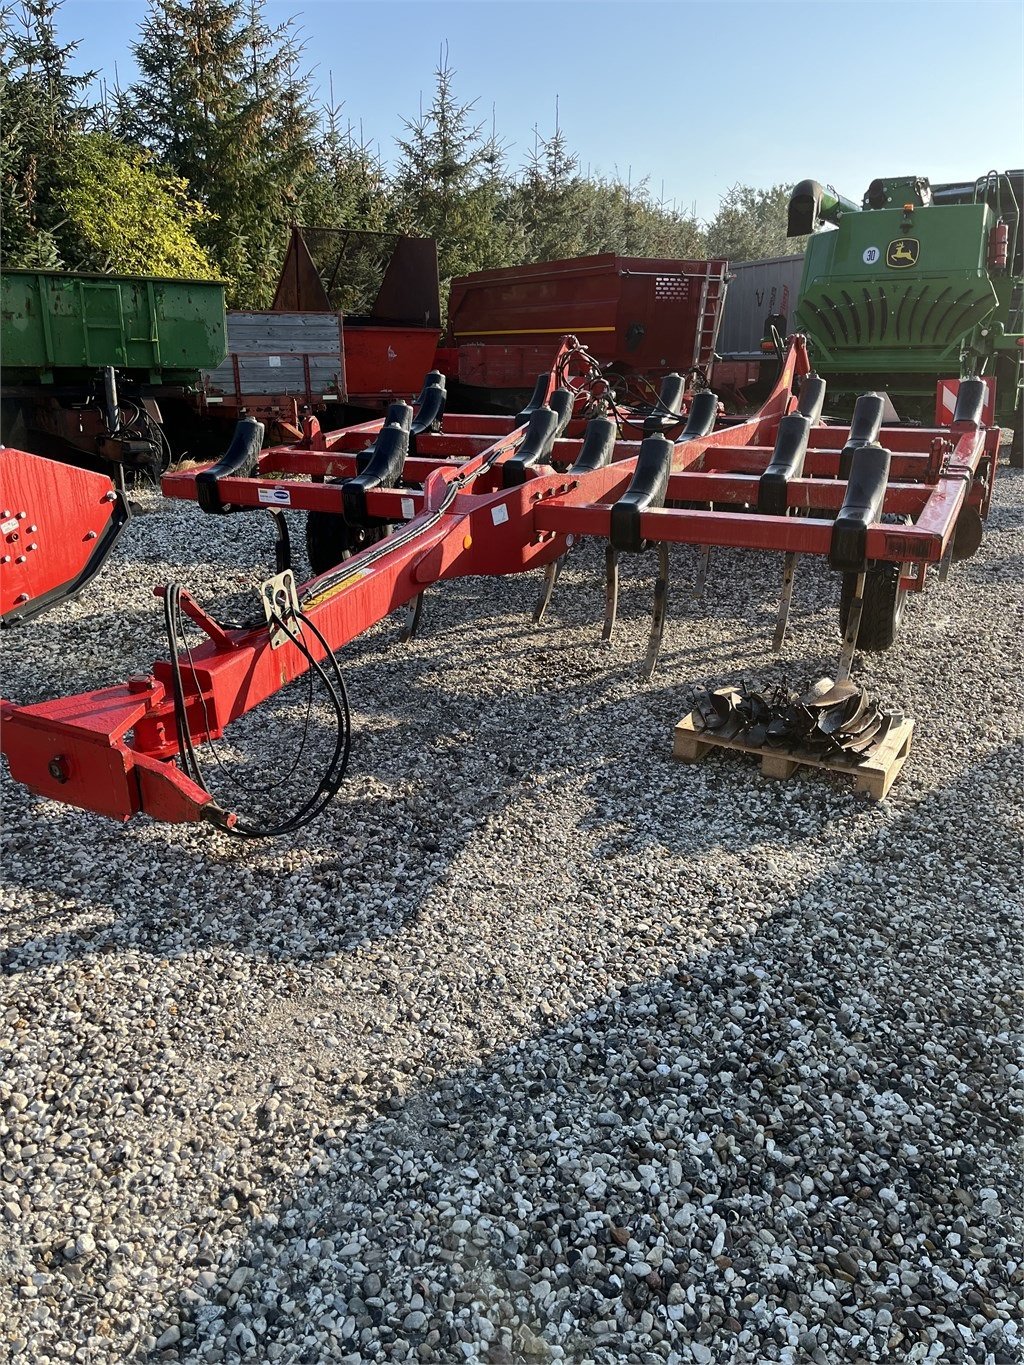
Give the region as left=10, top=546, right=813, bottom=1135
left=1, top=269, right=227, bottom=380
left=1, top=268, right=227, bottom=469
left=787, top=171, right=1022, bottom=461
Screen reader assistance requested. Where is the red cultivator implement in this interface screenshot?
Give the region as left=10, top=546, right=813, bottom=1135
left=0, top=337, right=1000, bottom=833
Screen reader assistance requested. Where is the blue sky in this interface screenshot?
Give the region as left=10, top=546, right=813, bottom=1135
left=56, top=0, right=1023, bottom=222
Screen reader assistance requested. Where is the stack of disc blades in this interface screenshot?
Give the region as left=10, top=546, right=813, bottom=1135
left=691, top=678, right=902, bottom=763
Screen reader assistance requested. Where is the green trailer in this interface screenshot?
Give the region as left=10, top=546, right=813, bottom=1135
left=1, top=268, right=227, bottom=470
left=1, top=269, right=226, bottom=381
left=787, top=171, right=1022, bottom=461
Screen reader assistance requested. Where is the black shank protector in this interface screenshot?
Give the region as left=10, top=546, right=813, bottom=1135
left=342, top=423, right=409, bottom=524
left=502, top=407, right=560, bottom=487
left=548, top=387, right=574, bottom=438
left=758, top=413, right=812, bottom=516
left=679, top=391, right=719, bottom=442
left=829, top=442, right=892, bottom=572
left=411, top=383, right=446, bottom=436
left=515, top=374, right=551, bottom=426
left=797, top=373, right=827, bottom=423
left=643, top=373, right=685, bottom=434
left=195, top=418, right=265, bottom=514
left=569, top=417, right=618, bottom=474
left=609, top=433, right=674, bottom=553
left=952, top=377, right=987, bottom=429
left=839, top=393, right=886, bottom=478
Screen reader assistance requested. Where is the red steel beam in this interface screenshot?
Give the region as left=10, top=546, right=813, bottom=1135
left=701, top=447, right=939, bottom=480
left=660, top=473, right=931, bottom=513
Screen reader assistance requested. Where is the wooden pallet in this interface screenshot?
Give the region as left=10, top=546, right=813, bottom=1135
left=672, top=709, right=915, bottom=800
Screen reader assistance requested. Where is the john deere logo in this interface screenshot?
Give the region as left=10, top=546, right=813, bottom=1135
left=886, top=238, right=920, bottom=268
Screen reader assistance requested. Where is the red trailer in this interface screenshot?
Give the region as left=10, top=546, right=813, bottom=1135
left=442, top=254, right=728, bottom=408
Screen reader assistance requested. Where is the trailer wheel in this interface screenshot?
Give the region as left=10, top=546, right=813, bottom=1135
left=306, top=512, right=385, bottom=576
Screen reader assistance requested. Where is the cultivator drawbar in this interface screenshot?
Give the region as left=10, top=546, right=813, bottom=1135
left=0, top=337, right=1000, bottom=831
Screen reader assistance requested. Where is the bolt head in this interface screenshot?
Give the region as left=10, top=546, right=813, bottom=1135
left=48, top=756, right=69, bottom=784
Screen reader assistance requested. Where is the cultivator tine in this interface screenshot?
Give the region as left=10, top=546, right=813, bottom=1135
left=772, top=552, right=799, bottom=651
left=836, top=570, right=866, bottom=681
left=641, top=542, right=670, bottom=681
left=533, top=556, right=564, bottom=624
left=693, top=546, right=711, bottom=599
left=602, top=545, right=620, bottom=642
left=399, top=592, right=425, bottom=643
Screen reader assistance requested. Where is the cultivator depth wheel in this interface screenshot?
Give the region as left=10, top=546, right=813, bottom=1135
left=306, top=511, right=386, bottom=575
left=839, top=562, right=906, bottom=652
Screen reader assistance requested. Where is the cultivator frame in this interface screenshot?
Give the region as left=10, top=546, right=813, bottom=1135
left=0, top=337, right=1000, bottom=831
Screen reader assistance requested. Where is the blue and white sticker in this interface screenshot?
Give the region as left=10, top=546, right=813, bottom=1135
left=258, top=487, right=292, bottom=506
left=862, top=246, right=881, bottom=265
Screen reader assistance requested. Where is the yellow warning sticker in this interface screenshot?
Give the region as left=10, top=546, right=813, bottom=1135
left=305, top=568, right=368, bottom=607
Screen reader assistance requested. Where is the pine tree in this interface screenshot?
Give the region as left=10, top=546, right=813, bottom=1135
left=515, top=109, right=587, bottom=262
left=394, top=48, right=515, bottom=302
left=0, top=0, right=94, bottom=266
left=705, top=183, right=803, bottom=261
left=302, top=81, right=394, bottom=235
left=128, top=0, right=316, bottom=304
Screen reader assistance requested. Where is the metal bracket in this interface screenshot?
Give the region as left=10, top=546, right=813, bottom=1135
left=261, top=570, right=303, bottom=650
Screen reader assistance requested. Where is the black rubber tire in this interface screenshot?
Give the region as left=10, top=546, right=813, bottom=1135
left=839, top=561, right=906, bottom=652
left=306, top=511, right=386, bottom=575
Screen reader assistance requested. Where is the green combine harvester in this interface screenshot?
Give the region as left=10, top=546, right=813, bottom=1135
left=788, top=170, right=1023, bottom=464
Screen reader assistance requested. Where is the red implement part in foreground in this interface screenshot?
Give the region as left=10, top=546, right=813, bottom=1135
left=0, top=338, right=1000, bottom=830
left=0, top=448, right=131, bottom=626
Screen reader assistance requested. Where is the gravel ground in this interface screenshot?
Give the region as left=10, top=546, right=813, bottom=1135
left=1, top=456, right=1022, bottom=1365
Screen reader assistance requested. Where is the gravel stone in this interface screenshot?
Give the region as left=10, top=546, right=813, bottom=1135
left=0, top=457, right=1021, bottom=1362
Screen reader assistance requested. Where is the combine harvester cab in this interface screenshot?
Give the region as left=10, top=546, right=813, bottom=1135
left=788, top=169, right=1023, bottom=464
left=0, top=336, right=1003, bottom=831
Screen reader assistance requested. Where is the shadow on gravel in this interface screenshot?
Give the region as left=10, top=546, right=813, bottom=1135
left=2, top=634, right=856, bottom=975
left=118, top=743, right=1019, bottom=1364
